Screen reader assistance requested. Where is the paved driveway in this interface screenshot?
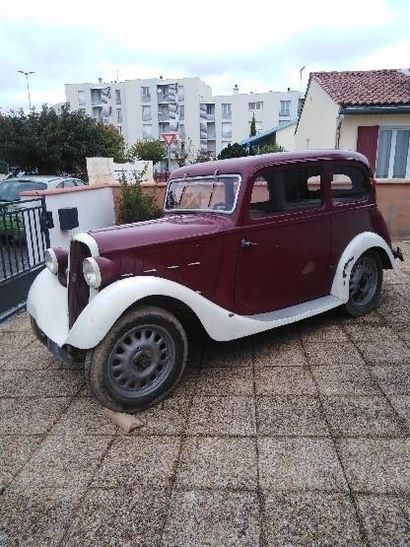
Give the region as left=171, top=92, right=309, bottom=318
left=1, top=241, right=409, bottom=546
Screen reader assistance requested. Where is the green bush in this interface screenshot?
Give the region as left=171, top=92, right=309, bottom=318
left=118, top=176, right=161, bottom=224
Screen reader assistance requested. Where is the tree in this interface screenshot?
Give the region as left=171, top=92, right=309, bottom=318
left=0, top=104, right=125, bottom=179
left=127, top=139, right=166, bottom=165
left=171, top=138, right=195, bottom=167
left=217, top=142, right=249, bottom=160
left=118, top=173, right=161, bottom=224
left=250, top=113, right=256, bottom=137
left=255, top=142, right=286, bottom=154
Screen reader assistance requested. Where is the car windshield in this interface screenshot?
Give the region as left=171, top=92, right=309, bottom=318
left=0, top=182, right=47, bottom=202
left=165, top=176, right=240, bottom=213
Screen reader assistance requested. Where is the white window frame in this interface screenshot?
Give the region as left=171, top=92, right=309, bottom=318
left=375, top=126, right=410, bottom=179
left=280, top=100, right=291, bottom=116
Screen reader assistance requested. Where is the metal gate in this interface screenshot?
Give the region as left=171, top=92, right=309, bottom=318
left=0, top=198, right=50, bottom=321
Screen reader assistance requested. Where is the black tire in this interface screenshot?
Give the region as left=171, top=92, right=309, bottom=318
left=343, top=250, right=383, bottom=317
left=85, top=306, right=188, bottom=413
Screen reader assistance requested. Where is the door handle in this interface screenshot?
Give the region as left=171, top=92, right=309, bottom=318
left=240, top=238, right=258, bottom=248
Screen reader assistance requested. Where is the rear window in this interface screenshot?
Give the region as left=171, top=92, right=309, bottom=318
left=330, top=165, right=369, bottom=203
left=0, top=182, right=47, bottom=202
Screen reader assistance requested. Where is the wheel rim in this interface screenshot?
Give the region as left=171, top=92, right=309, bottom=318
left=349, top=256, right=378, bottom=306
left=106, top=324, right=176, bottom=398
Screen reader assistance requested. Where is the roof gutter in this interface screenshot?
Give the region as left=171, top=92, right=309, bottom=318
left=339, top=105, right=410, bottom=115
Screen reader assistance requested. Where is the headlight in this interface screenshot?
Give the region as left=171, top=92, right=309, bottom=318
left=45, top=247, right=68, bottom=275
left=83, top=257, right=102, bottom=288
left=45, top=249, right=58, bottom=274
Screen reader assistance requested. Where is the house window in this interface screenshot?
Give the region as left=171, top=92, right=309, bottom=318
left=179, top=105, right=184, bottom=120
left=78, top=90, right=85, bottom=106
left=142, top=124, right=153, bottom=139
left=376, top=127, right=410, bottom=178
left=178, top=84, right=184, bottom=102
left=222, top=103, right=232, bottom=120
left=141, top=86, right=151, bottom=102
left=115, top=90, right=121, bottom=105
left=249, top=101, right=263, bottom=111
left=142, top=105, right=151, bottom=121
left=280, top=100, right=291, bottom=116
left=179, top=123, right=186, bottom=138
left=222, top=122, right=232, bottom=138
left=116, top=108, right=122, bottom=123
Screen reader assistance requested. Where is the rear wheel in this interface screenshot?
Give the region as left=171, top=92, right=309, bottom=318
left=343, top=251, right=383, bottom=317
left=85, top=306, right=188, bottom=412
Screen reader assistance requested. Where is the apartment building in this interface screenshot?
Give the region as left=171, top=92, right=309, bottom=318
left=65, top=77, right=301, bottom=156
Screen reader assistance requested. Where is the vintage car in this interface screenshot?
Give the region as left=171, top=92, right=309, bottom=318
left=27, top=150, right=403, bottom=412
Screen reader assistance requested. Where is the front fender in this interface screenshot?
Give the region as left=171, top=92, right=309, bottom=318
left=330, top=231, right=399, bottom=302
left=67, top=276, right=239, bottom=349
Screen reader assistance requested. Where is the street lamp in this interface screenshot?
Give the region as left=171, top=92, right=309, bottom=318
left=18, top=70, right=35, bottom=111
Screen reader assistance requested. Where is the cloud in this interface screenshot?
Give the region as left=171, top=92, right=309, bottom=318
left=0, top=0, right=409, bottom=110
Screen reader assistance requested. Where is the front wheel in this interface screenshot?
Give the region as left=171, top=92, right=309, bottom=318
left=85, top=306, right=188, bottom=413
left=343, top=250, right=383, bottom=317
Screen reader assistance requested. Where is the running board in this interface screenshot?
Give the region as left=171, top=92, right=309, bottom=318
left=246, top=295, right=343, bottom=326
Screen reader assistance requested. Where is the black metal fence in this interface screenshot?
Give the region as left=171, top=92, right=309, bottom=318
left=0, top=198, right=50, bottom=321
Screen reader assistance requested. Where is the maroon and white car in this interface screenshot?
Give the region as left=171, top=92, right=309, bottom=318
left=28, top=150, right=403, bottom=412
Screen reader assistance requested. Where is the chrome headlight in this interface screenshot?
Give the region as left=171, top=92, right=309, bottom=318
left=45, top=248, right=58, bottom=274
left=83, top=257, right=102, bottom=288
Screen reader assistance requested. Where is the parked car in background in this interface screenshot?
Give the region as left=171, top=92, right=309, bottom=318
left=0, top=176, right=86, bottom=238
left=28, top=150, right=403, bottom=413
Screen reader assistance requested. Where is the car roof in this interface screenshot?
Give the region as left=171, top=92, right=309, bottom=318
left=170, top=150, right=371, bottom=180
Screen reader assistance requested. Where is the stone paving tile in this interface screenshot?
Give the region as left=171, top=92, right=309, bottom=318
left=339, top=310, right=385, bottom=326
left=187, top=396, right=256, bottom=436
left=14, top=435, right=111, bottom=490
left=262, top=492, right=365, bottom=546
left=258, top=438, right=348, bottom=492
left=64, top=487, right=169, bottom=547
left=257, top=395, right=329, bottom=436
left=0, top=486, right=83, bottom=547
left=201, top=339, right=253, bottom=368
left=356, top=340, right=410, bottom=365
left=342, top=324, right=401, bottom=343
left=92, top=436, right=180, bottom=488
left=312, top=365, right=380, bottom=396
left=371, top=364, right=410, bottom=395
left=195, top=367, right=254, bottom=396
left=0, top=312, right=32, bottom=332
left=175, top=437, right=257, bottom=490
left=255, top=367, right=317, bottom=396
left=0, top=436, right=42, bottom=490
left=137, top=396, right=192, bottom=435
left=300, top=324, right=350, bottom=343
left=303, top=342, right=364, bottom=366
left=167, top=370, right=199, bottom=399
left=50, top=398, right=119, bottom=436
left=337, top=439, right=410, bottom=494
left=0, top=397, right=72, bottom=435
left=162, top=490, right=260, bottom=547
left=397, top=328, right=410, bottom=345
left=322, top=395, right=405, bottom=437
left=0, top=342, right=61, bottom=371
left=389, top=395, right=410, bottom=428
left=0, top=369, right=83, bottom=397
left=253, top=339, right=308, bottom=368
left=0, top=330, right=35, bottom=349
left=355, top=494, right=410, bottom=546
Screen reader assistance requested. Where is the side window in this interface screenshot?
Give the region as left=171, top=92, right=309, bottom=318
left=331, top=165, right=369, bottom=203
left=249, top=167, right=322, bottom=219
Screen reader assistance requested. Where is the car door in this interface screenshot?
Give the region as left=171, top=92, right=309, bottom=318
left=234, top=164, right=333, bottom=315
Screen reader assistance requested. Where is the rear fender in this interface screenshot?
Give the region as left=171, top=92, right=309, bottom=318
left=330, top=231, right=398, bottom=302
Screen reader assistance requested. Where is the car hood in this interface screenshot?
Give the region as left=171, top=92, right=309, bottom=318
left=90, top=213, right=232, bottom=255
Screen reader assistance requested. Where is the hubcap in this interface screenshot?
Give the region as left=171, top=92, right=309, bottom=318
left=349, top=256, right=378, bottom=306
left=107, top=324, right=175, bottom=398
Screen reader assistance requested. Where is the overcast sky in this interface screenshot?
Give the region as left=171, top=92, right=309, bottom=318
left=1, top=0, right=409, bottom=112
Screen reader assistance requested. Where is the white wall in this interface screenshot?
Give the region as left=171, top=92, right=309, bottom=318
left=295, top=79, right=339, bottom=150
left=276, top=123, right=297, bottom=151
left=339, top=113, right=410, bottom=150
left=86, top=157, right=153, bottom=184
left=26, top=187, right=116, bottom=250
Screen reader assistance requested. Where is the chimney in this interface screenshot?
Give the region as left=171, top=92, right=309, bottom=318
left=233, top=84, right=239, bottom=94
left=98, top=77, right=103, bottom=84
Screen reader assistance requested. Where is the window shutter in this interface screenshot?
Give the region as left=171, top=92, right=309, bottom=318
left=357, top=126, right=379, bottom=172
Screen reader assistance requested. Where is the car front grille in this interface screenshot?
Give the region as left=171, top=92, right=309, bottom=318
left=68, top=240, right=91, bottom=328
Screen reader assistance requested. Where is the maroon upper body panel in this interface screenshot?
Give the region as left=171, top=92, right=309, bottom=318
left=84, top=150, right=391, bottom=315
